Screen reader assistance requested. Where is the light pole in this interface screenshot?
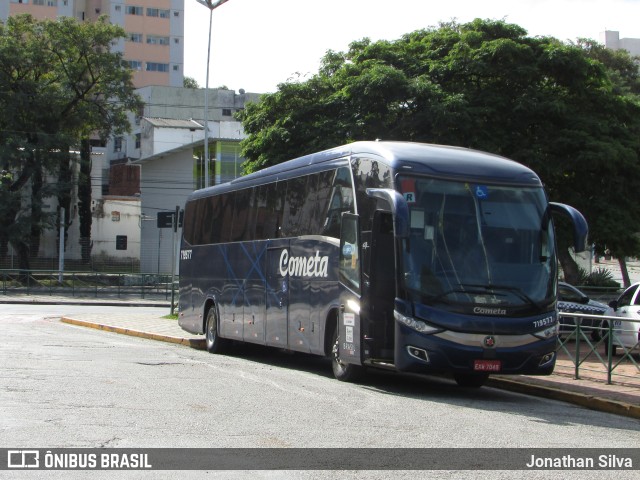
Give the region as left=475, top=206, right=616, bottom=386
left=195, top=0, right=230, bottom=188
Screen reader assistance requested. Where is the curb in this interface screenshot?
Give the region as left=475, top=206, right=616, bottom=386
left=60, top=317, right=206, bottom=350
left=487, top=377, right=640, bottom=421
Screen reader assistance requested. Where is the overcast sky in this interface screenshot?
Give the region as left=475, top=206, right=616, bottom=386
left=183, top=0, right=640, bottom=94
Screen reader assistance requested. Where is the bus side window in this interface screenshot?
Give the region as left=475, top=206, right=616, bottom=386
left=254, top=185, right=269, bottom=240
left=282, top=176, right=309, bottom=237
left=231, top=188, right=253, bottom=241
left=218, top=192, right=236, bottom=243
left=323, top=167, right=354, bottom=238
left=182, top=200, right=197, bottom=245
left=312, top=170, right=335, bottom=236
left=261, top=181, right=284, bottom=239
left=199, top=196, right=215, bottom=244
left=208, top=195, right=223, bottom=244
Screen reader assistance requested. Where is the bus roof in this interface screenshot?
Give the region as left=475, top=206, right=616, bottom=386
left=189, top=141, right=542, bottom=200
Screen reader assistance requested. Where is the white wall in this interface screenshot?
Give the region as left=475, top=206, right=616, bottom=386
left=90, top=197, right=141, bottom=263
left=139, top=149, right=194, bottom=273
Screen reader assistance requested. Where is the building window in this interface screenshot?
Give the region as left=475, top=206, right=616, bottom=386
left=147, top=8, right=170, bottom=18
left=113, top=137, right=122, bottom=152
left=146, top=62, right=169, bottom=72
left=174, top=38, right=180, bottom=44
left=173, top=65, right=179, bottom=71
left=11, top=0, right=29, bottom=4
left=127, top=60, right=142, bottom=71
left=114, top=5, right=120, bottom=11
left=174, top=11, right=180, bottom=16
left=127, top=33, right=143, bottom=43
left=125, top=6, right=143, bottom=15
left=147, top=35, right=170, bottom=46
left=222, top=109, right=232, bottom=117
left=135, top=134, right=141, bottom=149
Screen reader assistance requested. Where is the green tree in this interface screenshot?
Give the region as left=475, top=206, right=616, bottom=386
left=238, top=19, right=640, bottom=284
left=184, top=76, right=200, bottom=89
left=0, top=15, right=143, bottom=271
left=574, top=39, right=640, bottom=286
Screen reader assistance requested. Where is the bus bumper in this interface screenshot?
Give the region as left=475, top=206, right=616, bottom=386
left=394, top=323, right=557, bottom=376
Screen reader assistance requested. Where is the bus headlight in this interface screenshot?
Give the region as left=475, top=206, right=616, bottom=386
left=394, top=310, right=442, bottom=334
left=533, top=323, right=559, bottom=340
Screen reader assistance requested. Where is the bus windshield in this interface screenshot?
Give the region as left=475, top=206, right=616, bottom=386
left=399, top=176, right=556, bottom=312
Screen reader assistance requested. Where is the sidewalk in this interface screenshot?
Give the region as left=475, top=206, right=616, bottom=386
left=5, top=293, right=639, bottom=420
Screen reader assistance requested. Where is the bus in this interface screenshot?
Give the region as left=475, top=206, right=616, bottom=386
left=178, top=141, right=588, bottom=387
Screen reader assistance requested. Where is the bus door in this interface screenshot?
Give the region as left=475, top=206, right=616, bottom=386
left=368, top=210, right=396, bottom=360
left=266, top=240, right=290, bottom=348
left=338, top=214, right=363, bottom=366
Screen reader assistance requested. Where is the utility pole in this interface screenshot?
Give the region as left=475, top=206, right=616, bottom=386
left=195, top=0, right=231, bottom=188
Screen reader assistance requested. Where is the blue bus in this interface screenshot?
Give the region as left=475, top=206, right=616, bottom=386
left=178, top=141, right=587, bottom=387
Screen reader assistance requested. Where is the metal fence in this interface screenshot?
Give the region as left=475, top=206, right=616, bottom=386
left=558, top=312, right=639, bottom=386
left=0, top=269, right=176, bottom=301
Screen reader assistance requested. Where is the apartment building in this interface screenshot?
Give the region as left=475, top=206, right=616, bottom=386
left=2, top=0, right=185, bottom=88
left=601, top=30, right=640, bottom=57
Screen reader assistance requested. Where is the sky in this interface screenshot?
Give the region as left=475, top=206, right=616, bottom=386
left=183, top=0, right=640, bottom=94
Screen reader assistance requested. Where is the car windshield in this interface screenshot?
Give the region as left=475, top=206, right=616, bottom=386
left=399, top=176, right=556, bottom=312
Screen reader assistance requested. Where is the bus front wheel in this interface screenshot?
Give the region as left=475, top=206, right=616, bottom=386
left=330, top=327, right=363, bottom=382
left=454, top=373, right=488, bottom=388
left=205, top=307, right=228, bottom=354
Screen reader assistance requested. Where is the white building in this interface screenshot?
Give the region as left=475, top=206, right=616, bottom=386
left=121, top=86, right=260, bottom=274
left=600, top=30, right=640, bottom=56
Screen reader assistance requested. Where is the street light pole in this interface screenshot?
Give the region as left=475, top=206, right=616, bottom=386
left=195, top=0, right=230, bottom=188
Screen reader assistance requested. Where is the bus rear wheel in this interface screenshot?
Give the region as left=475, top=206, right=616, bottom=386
left=330, top=327, right=363, bottom=382
left=454, top=373, right=489, bottom=388
left=205, top=307, right=228, bottom=354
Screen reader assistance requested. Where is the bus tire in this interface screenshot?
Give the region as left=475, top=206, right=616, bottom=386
left=205, top=307, right=228, bottom=354
left=330, top=326, right=363, bottom=382
left=454, top=373, right=488, bottom=388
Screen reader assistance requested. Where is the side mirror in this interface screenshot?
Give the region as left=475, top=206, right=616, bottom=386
left=549, top=202, right=589, bottom=253
left=608, top=300, right=618, bottom=310
left=366, top=188, right=409, bottom=238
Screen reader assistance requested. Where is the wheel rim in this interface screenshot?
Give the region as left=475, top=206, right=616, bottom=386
left=206, top=311, right=216, bottom=347
left=332, top=332, right=346, bottom=371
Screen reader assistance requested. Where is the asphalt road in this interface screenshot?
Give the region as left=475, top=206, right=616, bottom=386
left=1, top=305, right=639, bottom=480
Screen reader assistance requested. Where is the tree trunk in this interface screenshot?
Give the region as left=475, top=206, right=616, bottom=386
left=618, top=256, right=631, bottom=288
left=558, top=247, right=581, bottom=285
left=14, top=240, right=32, bottom=285
left=78, top=139, right=93, bottom=263
left=57, top=148, right=73, bottom=251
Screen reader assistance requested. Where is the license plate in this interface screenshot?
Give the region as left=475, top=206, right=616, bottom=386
left=474, top=359, right=502, bottom=372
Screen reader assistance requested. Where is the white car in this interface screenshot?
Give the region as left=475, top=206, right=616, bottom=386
left=603, top=282, right=640, bottom=355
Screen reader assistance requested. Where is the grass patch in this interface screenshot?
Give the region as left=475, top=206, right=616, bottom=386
left=163, top=313, right=178, bottom=320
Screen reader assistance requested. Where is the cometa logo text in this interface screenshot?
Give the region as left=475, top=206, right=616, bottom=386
left=279, top=250, right=329, bottom=278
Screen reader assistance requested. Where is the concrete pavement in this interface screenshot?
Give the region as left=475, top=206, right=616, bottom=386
left=3, top=293, right=638, bottom=420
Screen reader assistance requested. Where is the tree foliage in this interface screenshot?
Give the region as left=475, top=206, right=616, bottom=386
left=0, top=14, right=143, bottom=270
left=184, top=76, right=200, bottom=89
left=238, top=19, right=640, bottom=283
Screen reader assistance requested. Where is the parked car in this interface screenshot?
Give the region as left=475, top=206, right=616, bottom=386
left=602, top=282, right=640, bottom=356
left=557, top=282, right=608, bottom=340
